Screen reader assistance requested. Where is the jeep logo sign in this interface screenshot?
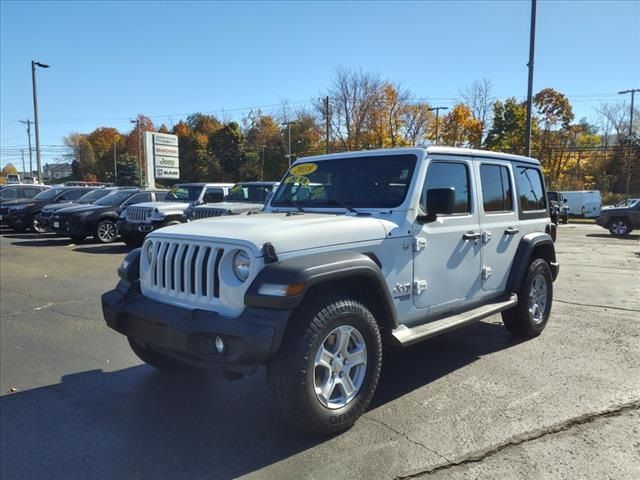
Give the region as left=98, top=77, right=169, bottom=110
left=144, top=132, right=180, bottom=183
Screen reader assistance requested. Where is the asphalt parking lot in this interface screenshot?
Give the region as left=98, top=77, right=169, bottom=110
left=1, top=223, right=639, bottom=480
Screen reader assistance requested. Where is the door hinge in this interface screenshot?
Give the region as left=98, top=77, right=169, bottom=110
left=482, top=266, right=492, bottom=280
left=414, top=280, right=428, bottom=295
left=413, top=237, right=427, bottom=252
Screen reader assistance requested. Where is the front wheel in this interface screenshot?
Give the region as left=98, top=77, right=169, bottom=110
left=31, top=214, right=47, bottom=233
left=502, top=258, right=553, bottom=338
left=267, top=296, right=382, bottom=435
left=95, top=220, right=118, bottom=243
left=609, top=219, right=630, bottom=237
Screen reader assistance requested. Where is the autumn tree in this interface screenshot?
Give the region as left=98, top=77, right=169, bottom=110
left=209, top=122, right=243, bottom=182
left=87, top=127, right=120, bottom=181
left=460, top=79, right=494, bottom=143
left=437, top=104, right=483, bottom=148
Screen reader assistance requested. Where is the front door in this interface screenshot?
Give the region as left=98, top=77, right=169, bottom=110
left=413, top=159, right=482, bottom=314
left=474, top=160, right=521, bottom=292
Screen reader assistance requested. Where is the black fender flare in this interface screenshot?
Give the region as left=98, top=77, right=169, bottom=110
left=506, top=232, right=558, bottom=292
left=245, top=251, right=398, bottom=329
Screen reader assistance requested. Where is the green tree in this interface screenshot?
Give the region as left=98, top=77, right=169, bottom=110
left=484, top=98, right=534, bottom=154
left=209, top=122, right=243, bottom=182
left=116, top=153, right=140, bottom=186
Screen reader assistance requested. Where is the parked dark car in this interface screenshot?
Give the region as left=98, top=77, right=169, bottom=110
left=51, top=188, right=166, bottom=243
left=4, top=186, right=96, bottom=232
left=596, top=198, right=640, bottom=237
left=38, top=187, right=125, bottom=231
left=0, top=184, right=50, bottom=225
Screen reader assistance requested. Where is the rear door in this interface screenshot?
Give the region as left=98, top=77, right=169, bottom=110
left=412, top=159, right=482, bottom=313
left=475, top=160, right=521, bottom=292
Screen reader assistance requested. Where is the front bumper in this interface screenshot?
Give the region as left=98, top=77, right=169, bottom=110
left=6, top=210, right=30, bottom=228
left=51, top=215, right=91, bottom=237
left=117, top=219, right=162, bottom=238
left=102, top=281, right=291, bottom=376
left=595, top=216, right=608, bottom=227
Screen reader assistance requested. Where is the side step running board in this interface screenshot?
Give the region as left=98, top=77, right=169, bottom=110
left=391, top=294, right=518, bottom=346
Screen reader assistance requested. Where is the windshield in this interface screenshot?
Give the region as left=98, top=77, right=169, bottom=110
left=77, top=189, right=111, bottom=204
left=271, top=155, right=417, bottom=209
left=165, top=185, right=202, bottom=202
left=0, top=187, right=18, bottom=200
left=227, top=184, right=274, bottom=203
left=33, top=188, right=65, bottom=201
left=94, top=190, right=135, bottom=206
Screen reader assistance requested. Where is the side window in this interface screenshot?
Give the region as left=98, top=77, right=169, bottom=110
left=480, top=164, right=513, bottom=213
left=125, top=193, right=152, bottom=205
left=60, top=189, right=85, bottom=201
left=516, top=166, right=546, bottom=211
left=154, top=192, right=168, bottom=201
left=203, top=188, right=224, bottom=203
left=24, top=188, right=42, bottom=198
left=422, top=162, right=471, bottom=214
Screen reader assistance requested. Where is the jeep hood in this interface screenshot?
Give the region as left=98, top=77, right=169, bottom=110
left=193, top=201, right=262, bottom=212
left=132, top=201, right=191, bottom=212
left=152, top=213, right=396, bottom=255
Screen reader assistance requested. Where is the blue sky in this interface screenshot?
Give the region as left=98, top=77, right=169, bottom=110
left=1, top=0, right=639, bottom=167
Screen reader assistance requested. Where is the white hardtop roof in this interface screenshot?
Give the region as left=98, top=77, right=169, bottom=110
left=296, top=146, right=540, bottom=165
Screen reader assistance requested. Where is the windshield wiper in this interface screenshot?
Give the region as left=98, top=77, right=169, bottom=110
left=279, top=198, right=305, bottom=212
left=326, top=199, right=368, bottom=215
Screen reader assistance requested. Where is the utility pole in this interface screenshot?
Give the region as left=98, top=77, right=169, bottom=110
left=524, top=0, right=537, bottom=157
left=21, top=149, right=26, bottom=177
left=282, top=121, right=296, bottom=167
left=113, top=135, right=119, bottom=185
left=130, top=118, right=142, bottom=186
left=261, top=145, right=266, bottom=181
left=325, top=96, right=331, bottom=154
left=428, top=106, right=449, bottom=145
left=618, top=88, right=639, bottom=201
left=31, top=61, right=50, bottom=182
left=18, top=120, right=33, bottom=175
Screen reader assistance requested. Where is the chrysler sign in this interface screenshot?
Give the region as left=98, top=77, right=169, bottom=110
left=144, top=132, right=180, bottom=182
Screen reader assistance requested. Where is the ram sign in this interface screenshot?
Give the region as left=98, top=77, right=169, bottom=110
left=144, top=132, right=180, bottom=184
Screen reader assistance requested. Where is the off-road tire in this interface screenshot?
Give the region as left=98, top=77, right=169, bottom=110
left=267, top=295, right=382, bottom=435
left=502, top=258, right=553, bottom=338
left=609, top=218, right=631, bottom=237
left=128, top=337, right=193, bottom=372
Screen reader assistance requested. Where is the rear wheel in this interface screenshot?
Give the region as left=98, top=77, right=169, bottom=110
left=128, top=337, right=193, bottom=372
left=502, top=258, right=553, bottom=338
left=267, top=295, right=382, bottom=435
left=609, top=218, right=630, bottom=237
left=95, top=220, right=118, bottom=243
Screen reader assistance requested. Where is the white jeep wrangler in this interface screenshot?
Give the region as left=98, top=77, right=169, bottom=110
left=103, top=147, right=559, bottom=434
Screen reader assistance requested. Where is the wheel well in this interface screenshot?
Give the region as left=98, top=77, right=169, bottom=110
left=298, top=276, right=396, bottom=337
left=531, top=242, right=555, bottom=265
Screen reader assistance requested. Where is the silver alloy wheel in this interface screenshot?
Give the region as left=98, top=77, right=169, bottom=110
left=528, top=273, right=548, bottom=324
left=97, top=221, right=117, bottom=242
left=31, top=216, right=46, bottom=233
left=314, top=325, right=367, bottom=409
left=610, top=221, right=628, bottom=236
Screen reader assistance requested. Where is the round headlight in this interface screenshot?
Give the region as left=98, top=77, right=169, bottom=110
left=143, top=240, right=153, bottom=264
left=146, top=209, right=153, bottom=218
left=232, top=250, right=251, bottom=282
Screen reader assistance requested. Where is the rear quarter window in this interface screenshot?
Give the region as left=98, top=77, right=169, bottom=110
left=516, top=166, right=546, bottom=211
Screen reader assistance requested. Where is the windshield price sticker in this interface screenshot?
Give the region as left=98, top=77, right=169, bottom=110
left=284, top=175, right=310, bottom=186
left=290, top=163, right=318, bottom=176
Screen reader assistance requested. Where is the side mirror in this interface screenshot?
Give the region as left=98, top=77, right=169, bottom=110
left=417, top=188, right=456, bottom=224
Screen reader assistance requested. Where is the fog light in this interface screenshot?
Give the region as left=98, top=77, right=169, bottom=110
left=214, top=336, right=225, bottom=354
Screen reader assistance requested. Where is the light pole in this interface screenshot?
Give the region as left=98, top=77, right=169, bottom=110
left=524, top=0, right=537, bottom=157
left=130, top=118, right=142, bottom=186
left=113, top=134, right=120, bottom=185
left=428, top=107, right=448, bottom=145
left=18, top=119, right=33, bottom=176
left=31, top=61, right=50, bottom=182
left=260, top=145, right=266, bottom=181
left=618, top=88, right=639, bottom=201
left=282, top=121, right=296, bottom=167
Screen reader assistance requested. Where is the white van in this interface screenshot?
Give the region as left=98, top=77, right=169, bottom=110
left=560, top=190, right=601, bottom=218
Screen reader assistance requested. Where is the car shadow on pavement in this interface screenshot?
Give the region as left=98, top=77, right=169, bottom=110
left=73, top=244, right=132, bottom=255
left=585, top=233, right=640, bottom=240
left=10, top=238, right=75, bottom=247
left=2, top=232, right=59, bottom=240
left=0, top=322, right=521, bottom=479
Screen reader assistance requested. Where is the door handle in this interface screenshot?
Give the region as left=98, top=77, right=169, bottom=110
left=504, top=227, right=520, bottom=236
left=463, top=231, right=482, bottom=241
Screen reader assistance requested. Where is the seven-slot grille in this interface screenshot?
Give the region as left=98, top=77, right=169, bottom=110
left=148, top=240, right=224, bottom=300
left=190, top=208, right=226, bottom=220
left=127, top=206, right=152, bottom=222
